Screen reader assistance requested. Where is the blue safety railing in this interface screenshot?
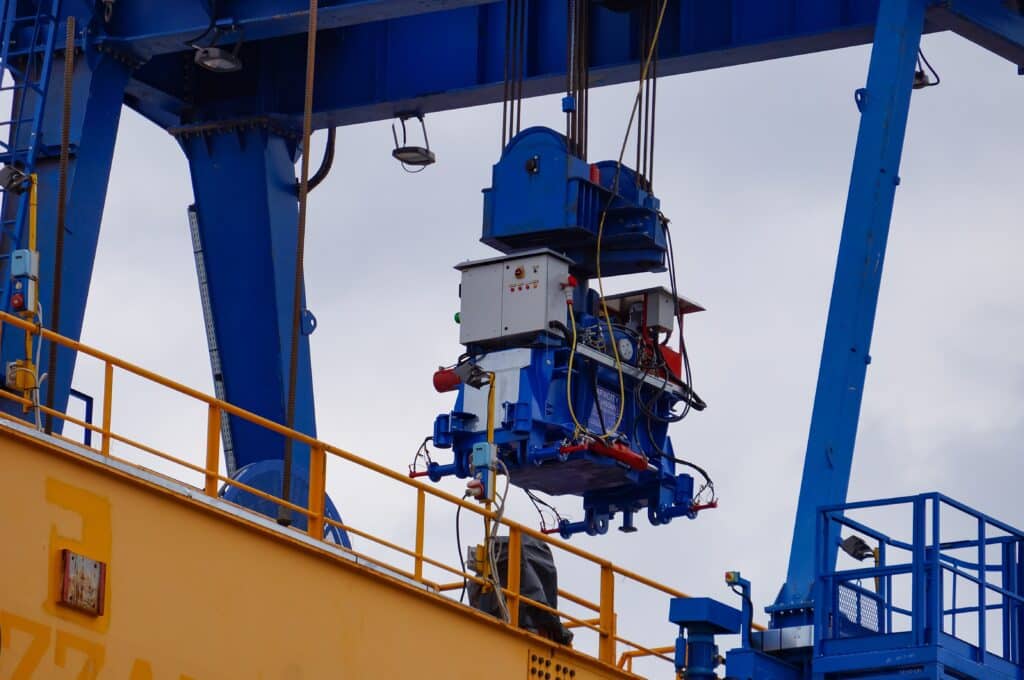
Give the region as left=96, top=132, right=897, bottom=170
left=814, top=493, right=1024, bottom=678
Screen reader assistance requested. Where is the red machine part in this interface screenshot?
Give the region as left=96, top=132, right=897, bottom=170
left=433, top=367, right=461, bottom=393
left=560, top=439, right=649, bottom=472
left=659, top=345, right=683, bottom=380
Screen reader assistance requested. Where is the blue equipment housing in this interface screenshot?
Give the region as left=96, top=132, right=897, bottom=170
left=709, top=493, right=1024, bottom=680
left=426, top=128, right=712, bottom=539
left=481, top=126, right=667, bottom=277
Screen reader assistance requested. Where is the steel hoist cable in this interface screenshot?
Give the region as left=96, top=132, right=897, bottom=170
left=44, top=16, right=75, bottom=434
left=566, top=0, right=590, bottom=158
left=590, top=0, right=670, bottom=439
left=636, top=0, right=659, bottom=189
left=501, top=0, right=527, bottom=149
left=279, top=0, right=319, bottom=526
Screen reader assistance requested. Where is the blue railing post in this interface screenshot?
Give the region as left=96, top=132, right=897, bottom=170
left=1002, top=540, right=1017, bottom=663
left=912, top=496, right=927, bottom=646
left=928, top=496, right=942, bottom=644
left=979, top=516, right=987, bottom=664
left=1017, top=539, right=1024, bottom=665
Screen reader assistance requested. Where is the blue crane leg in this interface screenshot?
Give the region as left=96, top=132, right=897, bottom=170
left=0, top=53, right=130, bottom=426
left=773, top=0, right=927, bottom=618
left=179, top=126, right=315, bottom=487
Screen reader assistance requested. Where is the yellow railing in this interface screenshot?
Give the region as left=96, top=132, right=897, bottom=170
left=0, top=310, right=750, bottom=673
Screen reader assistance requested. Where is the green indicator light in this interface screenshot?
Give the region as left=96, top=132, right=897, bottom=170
left=454, top=312, right=461, bottom=324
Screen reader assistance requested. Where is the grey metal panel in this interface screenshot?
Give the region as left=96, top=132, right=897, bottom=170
left=751, top=625, right=814, bottom=652
left=458, top=262, right=503, bottom=345
left=457, top=251, right=568, bottom=345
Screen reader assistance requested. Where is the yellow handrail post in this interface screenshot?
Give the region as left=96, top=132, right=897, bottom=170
left=507, top=526, right=522, bottom=627
left=100, top=362, right=113, bottom=455
left=307, top=444, right=326, bottom=538
left=414, top=487, right=426, bottom=580
left=599, top=564, right=616, bottom=664
left=204, top=405, right=221, bottom=497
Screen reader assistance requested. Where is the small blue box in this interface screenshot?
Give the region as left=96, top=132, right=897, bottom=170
left=669, top=597, right=742, bottom=634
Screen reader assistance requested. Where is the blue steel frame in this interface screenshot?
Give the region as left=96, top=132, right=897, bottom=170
left=813, top=493, right=1024, bottom=679
left=772, top=0, right=928, bottom=621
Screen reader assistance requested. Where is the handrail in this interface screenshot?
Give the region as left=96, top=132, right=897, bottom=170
left=818, top=494, right=1024, bottom=667
left=0, top=310, right=732, bottom=669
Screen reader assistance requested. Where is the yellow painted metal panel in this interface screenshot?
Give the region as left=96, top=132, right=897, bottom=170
left=0, top=427, right=638, bottom=680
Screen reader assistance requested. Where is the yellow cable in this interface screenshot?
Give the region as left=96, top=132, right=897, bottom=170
left=565, top=300, right=588, bottom=438
left=593, top=0, right=670, bottom=438
left=485, top=371, right=496, bottom=445
left=28, top=174, right=37, bottom=252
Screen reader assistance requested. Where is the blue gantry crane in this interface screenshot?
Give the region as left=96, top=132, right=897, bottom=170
left=0, top=1, right=1022, bottom=678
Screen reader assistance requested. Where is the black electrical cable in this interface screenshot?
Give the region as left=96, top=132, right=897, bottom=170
left=525, top=488, right=565, bottom=531
left=409, top=435, right=434, bottom=475
left=664, top=223, right=698, bottom=418
left=307, top=127, right=336, bottom=193
left=548, top=319, right=571, bottom=339
left=731, top=584, right=754, bottom=648
left=183, top=0, right=218, bottom=47
left=917, top=47, right=941, bottom=87
left=645, top=415, right=715, bottom=502
left=456, top=502, right=467, bottom=603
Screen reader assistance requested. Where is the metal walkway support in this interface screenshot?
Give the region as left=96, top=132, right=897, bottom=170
left=773, top=0, right=927, bottom=620
left=178, top=124, right=316, bottom=482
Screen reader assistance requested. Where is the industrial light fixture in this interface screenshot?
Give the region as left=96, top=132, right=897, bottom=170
left=0, top=165, right=30, bottom=194
left=194, top=45, right=243, bottom=73
left=391, top=113, right=436, bottom=170
left=840, top=535, right=875, bottom=562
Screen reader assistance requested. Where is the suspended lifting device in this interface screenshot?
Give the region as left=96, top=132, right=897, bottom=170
left=0, top=0, right=1022, bottom=678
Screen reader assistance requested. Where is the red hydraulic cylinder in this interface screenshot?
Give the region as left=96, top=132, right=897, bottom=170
left=433, top=368, right=461, bottom=393
left=560, top=440, right=649, bottom=472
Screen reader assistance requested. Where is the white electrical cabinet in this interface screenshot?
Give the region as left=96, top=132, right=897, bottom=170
left=603, top=286, right=704, bottom=332
left=456, top=249, right=571, bottom=346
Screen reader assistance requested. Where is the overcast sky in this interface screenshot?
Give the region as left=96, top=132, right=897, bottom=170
left=68, top=28, right=1023, bottom=676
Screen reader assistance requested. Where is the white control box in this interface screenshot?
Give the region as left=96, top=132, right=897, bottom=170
left=603, top=286, right=704, bottom=333
left=456, top=249, right=571, bottom=346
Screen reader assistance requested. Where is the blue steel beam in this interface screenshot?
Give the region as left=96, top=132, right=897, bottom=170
left=931, top=0, right=1024, bottom=66
left=119, top=0, right=1024, bottom=135
left=119, top=0, right=1024, bottom=134
left=101, top=0, right=499, bottom=59
left=771, top=0, right=927, bottom=619
left=124, top=1, right=894, bottom=131
left=178, top=125, right=315, bottom=479
left=0, top=47, right=131, bottom=428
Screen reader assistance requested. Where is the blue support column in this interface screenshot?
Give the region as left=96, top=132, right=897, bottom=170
left=774, top=0, right=927, bottom=617
left=0, top=49, right=131, bottom=425
left=179, top=124, right=315, bottom=488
